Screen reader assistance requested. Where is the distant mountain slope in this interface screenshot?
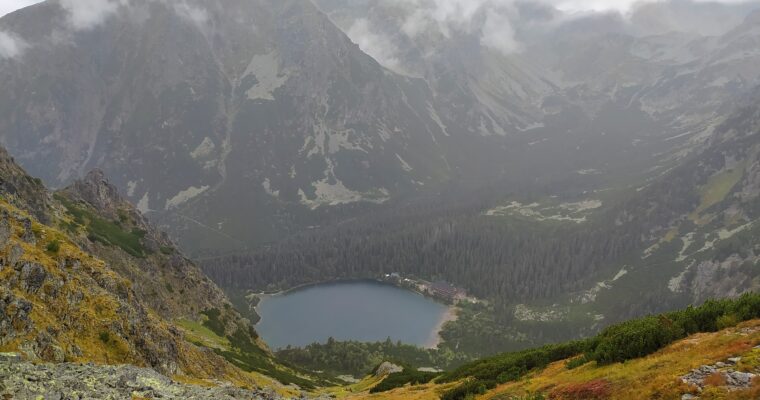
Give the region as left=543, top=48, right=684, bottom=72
left=2, top=1, right=760, bottom=258
left=0, top=0, right=463, bottom=253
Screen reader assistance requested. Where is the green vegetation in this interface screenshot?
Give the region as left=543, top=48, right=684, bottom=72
left=587, top=293, right=760, bottom=365
left=694, top=164, right=745, bottom=217
left=46, top=239, right=60, bottom=254
left=200, top=308, right=226, bottom=336
left=369, top=368, right=439, bottom=393
left=189, top=308, right=318, bottom=389
left=98, top=331, right=111, bottom=344
left=55, top=194, right=148, bottom=258
left=277, top=337, right=470, bottom=378
left=439, top=293, right=760, bottom=400
left=176, top=318, right=230, bottom=349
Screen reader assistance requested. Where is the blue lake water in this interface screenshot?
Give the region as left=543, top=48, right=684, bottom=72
left=255, top=280, right=450, bottom=350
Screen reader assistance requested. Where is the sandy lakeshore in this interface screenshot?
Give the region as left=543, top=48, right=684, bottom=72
left=425, top=306, right=459, bottom=349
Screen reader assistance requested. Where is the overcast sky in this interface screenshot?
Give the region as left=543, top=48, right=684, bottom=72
left=0, top=0, right=42, bottom=18
left=1, top=0, right=757, bottom=18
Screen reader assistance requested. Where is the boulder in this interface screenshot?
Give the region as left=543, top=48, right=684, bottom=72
left=375, top=361, right=403, bottom=376
left=18, top=217, right=35, bottom=244
left=18, top=262, right=47, bottom=294
left=0, top=213, right=10, bottom=248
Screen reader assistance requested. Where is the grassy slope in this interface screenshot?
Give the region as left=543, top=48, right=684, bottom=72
left=341, top=319, right=760, bottom=399
left=0, top=182, right=317, bottom=397
left=486, top=321, right=760, bottom=400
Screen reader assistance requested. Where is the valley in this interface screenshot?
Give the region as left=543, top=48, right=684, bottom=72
left=0, top=0, right=760, bottom=398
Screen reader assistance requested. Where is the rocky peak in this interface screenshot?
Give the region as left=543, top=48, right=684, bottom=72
left=67, top=169, right=124, bottom=218
left=0, top=147, right=49, bottom=223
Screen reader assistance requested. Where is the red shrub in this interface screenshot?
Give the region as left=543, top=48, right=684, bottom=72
left=549, top=379, right=612, bottom=400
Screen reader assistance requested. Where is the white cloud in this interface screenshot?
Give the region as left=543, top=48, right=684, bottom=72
left=173, top=1, right=209, bottom=27
left=0, top=30, right=27, bottom=59
left=481, top=7, right=521, bottom=54
left=59, top=0, right=126, bottom=30
left=347, top=18, right=404, bottom=71
left=551, top=0, right=757, bottom=14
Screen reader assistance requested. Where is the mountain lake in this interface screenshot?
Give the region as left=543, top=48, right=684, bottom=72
left=255, top=280, right=454, bottom=350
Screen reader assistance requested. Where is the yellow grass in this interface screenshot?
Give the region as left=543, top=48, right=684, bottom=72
left=484, top=319, right=760, bottom=400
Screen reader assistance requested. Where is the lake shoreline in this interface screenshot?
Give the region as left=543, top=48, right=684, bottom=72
left=425, top=306, right=459, bottom=349
left=252, top=278, right=406, bottom=321
left=253, top=280, right=459, bottom=350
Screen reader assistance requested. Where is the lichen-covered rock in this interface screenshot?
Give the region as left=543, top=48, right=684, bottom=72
left=18, top=216, right=35, bottom=244
left=0, top=213, right=10, bottom=248
left=0, top=355, right=282, bottom=399
left=17, top=262, right=47, bottom=294
left=7, top=243, right=23, bottom=266
left=0, top=288, right=33, bottom=345
left=681, top=358, right=759, bottom=392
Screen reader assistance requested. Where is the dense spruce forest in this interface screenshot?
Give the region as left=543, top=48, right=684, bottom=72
left=200, top=171, right=695, bottom=304
left=201, top=196, right=636, bottom=302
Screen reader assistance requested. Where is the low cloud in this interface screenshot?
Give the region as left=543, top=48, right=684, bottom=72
left=173, top=1, right=209, bottom=28
left=347, top=18, right=404, bottom=71
left=356, top=0, right=760, bottom=58
left=481, top=8, right=521, bottom=54
left=59, top=0, right=126, bottom=30
left=387, top=0, right=527, bottom=54
left=0, top=31, right=27, bottom=59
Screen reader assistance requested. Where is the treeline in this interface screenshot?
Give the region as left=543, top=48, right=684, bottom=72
left=275, top=337, right=470, bottom=377
left=438, top=293, right=760, bottom=400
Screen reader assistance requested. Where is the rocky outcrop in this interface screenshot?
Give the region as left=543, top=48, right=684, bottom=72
left=60, top=170, right=244, bottom=325
left=680, top=352, right=759, bottom=396
left=0, top=287, right=33, bottom=345
left=0, top=353, right=280, bottom=400
left=374, top=362, right=403, bottom=377
left=67, top=169, right=124, bottom=220
left=0, top=147, right=49, bottom=223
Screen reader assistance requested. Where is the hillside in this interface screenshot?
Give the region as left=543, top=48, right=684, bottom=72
left=344, top=320, right=760, bottom=399
left=0, top=146, right=316, bottom=397
left=334, top=295, right=760, bottom=400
